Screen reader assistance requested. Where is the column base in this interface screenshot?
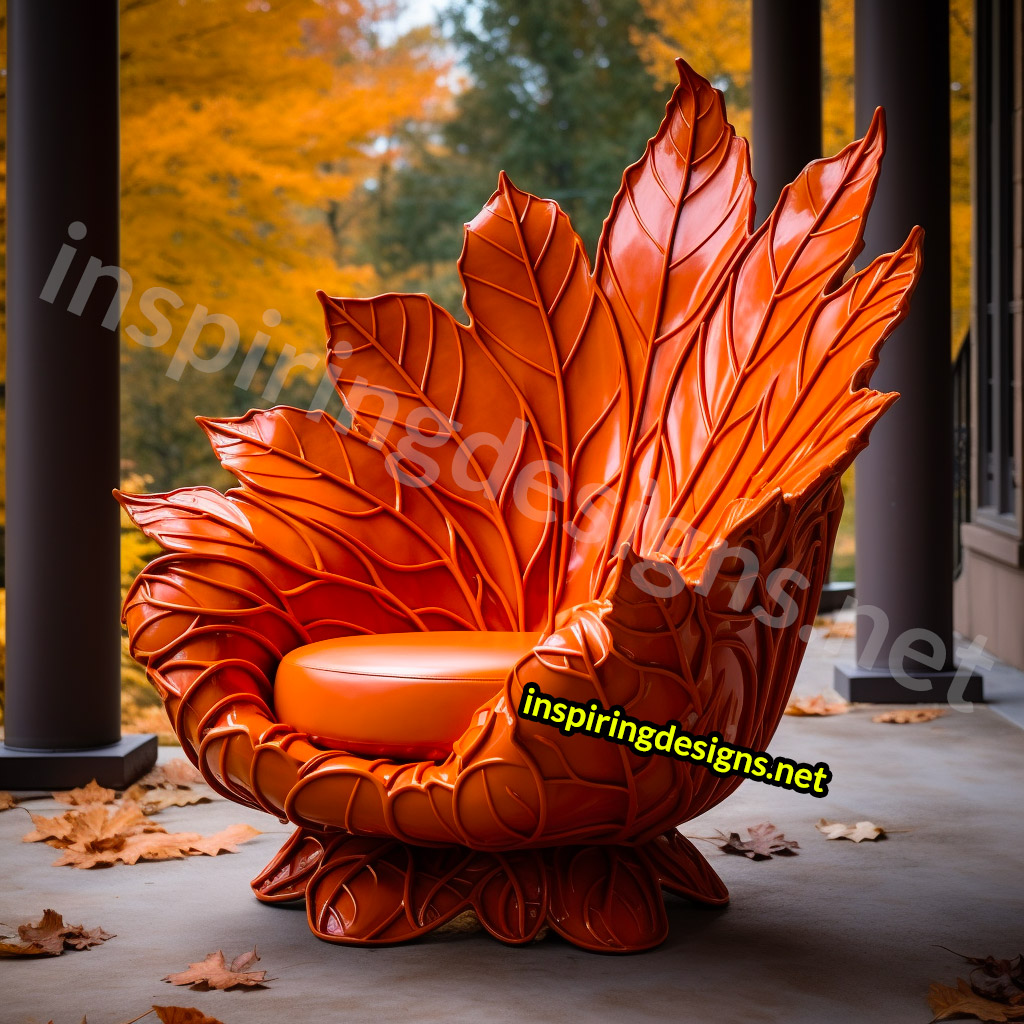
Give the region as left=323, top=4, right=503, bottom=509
left=0, top=735, right=158, bottom=790
left=818, top=581, right=855, bottom=613
left=833, top=664, right=984, bottom=705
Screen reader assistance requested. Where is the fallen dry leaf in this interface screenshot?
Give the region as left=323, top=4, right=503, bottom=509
left=53, top=780, right=117, bottom=807
left=713, top=823, right=799, bottom=861
left=52, top=825, right=261, bottom=869
left=0, top=908, right=114, bottom=957
left=941, top=950, right=1024, bottom=1005
left=53, top=831, right=191, bottom=869
left=186, top=824, right=261, bottom=857
left=845, top=821, right=886, bottom=842
left=0, top=791, right=17, bottom=811
left=122, top=784, right=211, bottom=815
left=23, top=805, right=260, bottom=868
left=785, top=694, right=850, bottom=716
left=17, top=909, right=107, bottom=953
left=816, top=819, right=854, bottom=841
left=133, top=759, right=205, bottom=790
left=815, top=819, right=886, bottom=843
left=62, top=924, right=117, bottom=951
left=823, top=621, right=856, bottom=639
left=873, top=707, right=948, bottom=724
left=436, top=909, right=485, bottom=936
left=163, top=948, right=269, bottom=991
left=24, top=804, right=163, bottom=847
left=119, top=759, right=212, bottom=814
left=0, top=935, right=52, bottom=957
left=929, top=978, right=1024, bottom=1022
left=152, top=1007, right=225, bottom=1024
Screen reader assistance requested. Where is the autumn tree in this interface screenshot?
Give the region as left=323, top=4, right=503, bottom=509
left=120, top=0, right=444, bottom=343
left=116, top=0, right=447, bottom=488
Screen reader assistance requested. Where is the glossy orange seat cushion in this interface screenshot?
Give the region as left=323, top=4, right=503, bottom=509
left=274, top=631, right=540, bottom=761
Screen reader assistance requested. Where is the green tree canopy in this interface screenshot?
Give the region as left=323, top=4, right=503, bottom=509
left=371, top=0, right=670, bottom=308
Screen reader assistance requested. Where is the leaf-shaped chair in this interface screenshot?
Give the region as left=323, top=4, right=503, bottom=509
left=119, top=60, right=921, bottom=952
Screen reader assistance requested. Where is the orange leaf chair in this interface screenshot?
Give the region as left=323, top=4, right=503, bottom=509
left=120, top=60, right=921, bottom=952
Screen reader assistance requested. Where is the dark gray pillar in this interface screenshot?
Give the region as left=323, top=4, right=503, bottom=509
left=751, top=0, right=822, bottom=225
left=835, top=0, right=982, bottom=704
left=1, top=0, right=156, bottom=786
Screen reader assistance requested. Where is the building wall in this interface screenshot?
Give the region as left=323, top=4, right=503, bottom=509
left=955, top=0, right=1024, bottom=667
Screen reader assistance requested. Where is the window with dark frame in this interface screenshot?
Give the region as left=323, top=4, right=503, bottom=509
left=975, top=0, right=1017, bottom=520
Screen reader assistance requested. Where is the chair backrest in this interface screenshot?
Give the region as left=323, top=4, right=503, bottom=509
left=573, top=66, right=920, bottom=611
left=318, top=60, right=920, bottom=634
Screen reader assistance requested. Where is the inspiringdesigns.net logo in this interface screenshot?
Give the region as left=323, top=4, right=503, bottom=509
left=517, top=684, right=832, bottom=798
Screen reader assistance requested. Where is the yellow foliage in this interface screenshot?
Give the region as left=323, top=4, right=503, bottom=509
left=119, top=0, right=448, bottom=363
left=820, top=0, right=854, bottom=156
left=0, top=589, right=6, bottom=717
left=121, top=522, right=160, bottom=592
left=634, top=0, right=750, bottom=138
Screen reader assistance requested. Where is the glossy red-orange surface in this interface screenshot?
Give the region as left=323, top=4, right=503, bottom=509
left=119, top=59, right=921, bottom=952
left=275, top=631, right=539, bottom=760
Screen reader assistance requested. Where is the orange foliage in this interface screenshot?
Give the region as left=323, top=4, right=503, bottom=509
left=119, top=0, right=447, bottom=359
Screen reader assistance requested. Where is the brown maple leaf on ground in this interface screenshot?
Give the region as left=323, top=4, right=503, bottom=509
left=24, top=803, right=163, bottom=848
left=184, top=824, right=262, bottom=857
left=53, top=780, right=117, bottom=807
left=940, top=949, right=1024, bottom=1005
left=132, top=759, right=205, bottom=790
left=707, top=823, right=800, bottom=860
left=122, top=784, right=212, bottom=815
left=51, top=824, right=261, bottom=869
left=121, top=759, right=213, bottom=814
left=163, top=948, right=270, bottom=990
left=822, top=620, right=856, bottom=639
left=0, top=791, right=17, bottom=811
left=0, top=908, right=114, bottom=957
left=785, top=694, right=850, bottom=716
left=928, top=978, right=1024, bottom=1022
left=815, top=819, right=886, bottom=843
left=873, top=707, right=948, bottom=724
left=23, top=805, right=260, bottom=868
left=151, top=1007, right=226, bottom=1024
left=53, top=831, right=193, bottom=869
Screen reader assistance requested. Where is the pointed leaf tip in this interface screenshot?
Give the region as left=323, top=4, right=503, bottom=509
left=868, top=105, right=886, bottom=144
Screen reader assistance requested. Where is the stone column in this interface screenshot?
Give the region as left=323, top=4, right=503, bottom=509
left=751, top=0, right=822, bottom=226
left=1, top=0, right=156, bottom=786
left=835, top=0, right=982, bottom=703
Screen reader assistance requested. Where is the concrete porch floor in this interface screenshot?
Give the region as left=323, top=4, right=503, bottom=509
left=2, top=626, right=1023, bottom=1024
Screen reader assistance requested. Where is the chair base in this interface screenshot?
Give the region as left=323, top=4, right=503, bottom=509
left=252, top=826, right=728, bottom=954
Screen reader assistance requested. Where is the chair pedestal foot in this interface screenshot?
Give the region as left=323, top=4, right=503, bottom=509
left=251, top=826, right=330, bottom=904
left=254, top=827, right=727, bottom=953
